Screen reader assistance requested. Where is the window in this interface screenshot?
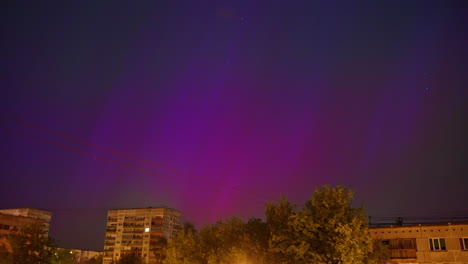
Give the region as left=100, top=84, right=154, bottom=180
left=461, top=238, right=468, bottom=250
left=429, top=238, right=446, bottom=250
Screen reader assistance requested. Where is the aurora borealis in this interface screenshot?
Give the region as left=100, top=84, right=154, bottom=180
left=1, top=1, right=467, bottom=250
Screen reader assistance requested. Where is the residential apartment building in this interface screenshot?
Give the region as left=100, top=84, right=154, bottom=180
left=0, top=209, right=51, bottom=252
left=0, top=208, right=52, bottom=235
left=103, top=207, right=180, bottom=264
left=369, top=222, right=468, bottom=264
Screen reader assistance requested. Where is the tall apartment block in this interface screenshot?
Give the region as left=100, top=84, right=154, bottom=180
left=103, top=207, right=180, bottom=264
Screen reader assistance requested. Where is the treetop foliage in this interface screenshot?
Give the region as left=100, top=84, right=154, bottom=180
left=163, top=185, right=389, bottom=264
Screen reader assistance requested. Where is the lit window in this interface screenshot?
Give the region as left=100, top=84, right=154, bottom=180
left=145, top=228, right=150, bottom=232
left=461, top=238, right=468, bottom=250
left=429, top=238, right=446, bottom=251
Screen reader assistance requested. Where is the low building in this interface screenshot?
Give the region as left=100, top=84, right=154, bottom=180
left=77, top=249, right=102, bottom=262
left=369, top=222, right=468, bottom=264
left=58, top=248, right=102, bottom=262
left=103, top=207, right=180, bottom=264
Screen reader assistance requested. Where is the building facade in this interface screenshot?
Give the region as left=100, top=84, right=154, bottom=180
left=0, top=208, right=52, bottom=235
left=0, top=209, right=51, bottom=252
left=58, top=248, right=102, bottom=262
left=369, top=222, right=468, bottom=264
left=103, top=207, right=180, bottom=264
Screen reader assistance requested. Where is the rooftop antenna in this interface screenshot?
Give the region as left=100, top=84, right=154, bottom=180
left=396, top=217, right=403, bottom=226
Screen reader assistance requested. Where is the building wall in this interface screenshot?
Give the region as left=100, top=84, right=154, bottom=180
left=0, top=212, right=44, bottom=252
left=369, top=223, right=468, bottom=264
left=0, top=208, right=52, bottom=235
left=78, top=249, right=102, bottom=262
left=59, top=248, right=102, bottom=262
left=103, top=207, right=180, bottom=264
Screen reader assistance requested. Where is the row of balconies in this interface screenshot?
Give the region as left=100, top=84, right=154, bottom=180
left=120, top=247, right=142, bottom=251
left=123, top=229, right=144, bottom=233
left=150, top=240, right=165, bottom=246
left=108, top=215, right=166, bottom=221
left=123, top=222, right=145, bottom=227
left=150, top=234, right=164, bottom=239
left=124, top=216, right=145, bottom=221
left=121, top=240, right=143, bottom=245
left=122, top=234, right=143, bottom=239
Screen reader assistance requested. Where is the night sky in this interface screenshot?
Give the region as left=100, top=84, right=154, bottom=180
left=1, top=1, right=467, bottom=251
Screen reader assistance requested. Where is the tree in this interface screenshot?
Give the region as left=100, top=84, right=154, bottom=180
left=244, top=218, right=270, bottom=264
left=267, top=185, right=389, bottom=264
left=365, top=239, right=390, bottom=264
left=151, top=236, right=167, bottom=263
left=0, top=241, right=12, bottom=264
left=163, top=222, right=202, bottom=264
left=0, top=223, right=56, bottom=264
left=115, top=252, right=144, bottom=264
left=303, top=185, right=372, bottom=263
left=266, top=195, right=297, bottom=264
left=164, top=186, right=389, bottom=264
left=164, top=218, right=270, bottom=264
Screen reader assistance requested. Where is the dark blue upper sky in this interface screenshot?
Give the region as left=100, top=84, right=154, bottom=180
left=1, top=1, right=467, bottom=250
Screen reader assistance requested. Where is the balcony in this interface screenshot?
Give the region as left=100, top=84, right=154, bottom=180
left=150, top=233, right=163, bottom=239
left=122, top=235, right=143, bottom=239
left=123, top=222, right=145, bottom=227
left=123, top=229, right=144, bottom=233
left=389, top=249, right=417, bottom=259
left=120, top=247, right=142, bottom=252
